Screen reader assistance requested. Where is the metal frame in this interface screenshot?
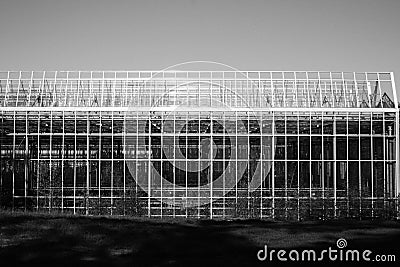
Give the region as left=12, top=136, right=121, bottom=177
left=0, top=71, right=398, bottom=219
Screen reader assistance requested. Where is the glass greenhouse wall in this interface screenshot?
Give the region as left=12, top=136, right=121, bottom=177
left=0, top=71, right=398, bottom=219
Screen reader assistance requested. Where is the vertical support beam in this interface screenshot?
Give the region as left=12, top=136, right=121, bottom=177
left=123, top=110, right=126, bottom=216
left=390, top=73, right=399, bottom=218
left=49, top=110, right=52, bottom=212
left=370, top=112, right=375, bottom=216
left=24, top=111, right=28, bottom=211
left=247, top=111, right=250, bottom=218
left=235, top=111, right=238, bottom=216
left=173, top=111, right=176, bottom=217
left=185, top=111, right=188, bottom=217
left=36, top=111, right=40, bottom=211
left=396, top=109, right=400, bottom=219
left=111, top=111, right=114, bottom=215
left=160, top=111, right=164, bottom=218
left=358, top=111, right=362, bottom=218
left=210, top=110, right=213, bottom=219
left=333, top=112, right=337, bottom=218
left=135, top=112, right=138, bottom=214
left=284, top=112, right=288, bottom=220
left=260, top=111, right=263, bottom=219
left=378, top=110, right=382, bottom=217
left=271, top=111, right=275, bottom=219
left=0, top=110, right=3, bottom=207
left=147, top=112, right=152, bottom=217
left=12, top=110, right=15, bottom=210
left=309, top=112, right=312, bottom=217
left=198, top=110, right=201, bottom=218
left=98, top=111, right=101, bottom=213
left=297, top=111, right=300, bottom=221
left=86, top=111, right=89, bottom=215
left=61, top=110, right=64, bottom=211
left=321, top=111, right=325, bottom=218
left=223, top=110, right=226, bottom=218
left=73, top=111, right=77, bottom=214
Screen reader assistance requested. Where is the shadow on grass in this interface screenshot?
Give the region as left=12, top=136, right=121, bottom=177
left=0, top=212, right=399, bottom=266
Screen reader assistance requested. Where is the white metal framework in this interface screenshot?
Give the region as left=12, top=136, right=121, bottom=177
left=0, top=71, right=398, bottom=219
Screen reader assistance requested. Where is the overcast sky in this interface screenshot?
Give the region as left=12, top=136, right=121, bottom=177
left=0, top=0, right=399, bottom=95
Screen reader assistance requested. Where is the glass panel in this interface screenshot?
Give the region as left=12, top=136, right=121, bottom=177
left=348, top=137, right=359, bottom=160
left=275, top=137, right=285, bottom=160
left=311, top=137, right=322, bottom=160
left=360, top=137, right=371, bottom=160
left=299, top=137, right=310, bottom=160
left=336, top=137, right=347, bottom=160
left=287, top=136, right=298, bottom=160
left=323, top=137, right=333, bottom=160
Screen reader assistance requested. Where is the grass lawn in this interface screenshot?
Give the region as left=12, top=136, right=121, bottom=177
left=0, top=212, right=399, bottom=266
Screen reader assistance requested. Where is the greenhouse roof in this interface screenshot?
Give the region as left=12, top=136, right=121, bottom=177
left=0, top=71, right=397, bottom=109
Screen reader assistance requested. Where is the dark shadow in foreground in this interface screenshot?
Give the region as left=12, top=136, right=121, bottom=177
left=0, top=213, right=399, bottom=267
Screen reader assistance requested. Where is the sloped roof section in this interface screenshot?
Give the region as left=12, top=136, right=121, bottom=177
left=0, top=71, right=397, bottom=109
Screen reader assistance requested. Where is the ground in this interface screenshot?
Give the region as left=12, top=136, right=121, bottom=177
left=0, top=212, right=399, bottom=266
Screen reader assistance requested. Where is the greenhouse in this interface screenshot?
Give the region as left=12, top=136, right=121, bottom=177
left=0, top=71, right=398, bottom=219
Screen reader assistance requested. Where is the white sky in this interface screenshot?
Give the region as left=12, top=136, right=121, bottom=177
left=0, top=0, right=399, bottom=98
